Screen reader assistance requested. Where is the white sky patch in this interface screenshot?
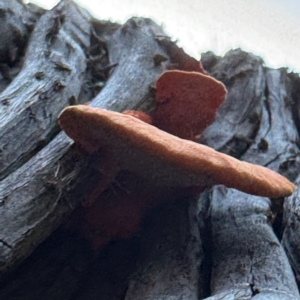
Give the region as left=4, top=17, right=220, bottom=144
left=26, top=0, right=300, bottom=73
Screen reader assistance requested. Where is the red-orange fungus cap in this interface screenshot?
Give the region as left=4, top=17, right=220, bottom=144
left=59, top=105, right=296, bottom=199
left=152, top=70, right=227, bottom=140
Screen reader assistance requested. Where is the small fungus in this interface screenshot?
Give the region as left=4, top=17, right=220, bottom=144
left=152, top=70, right=227, bottom=140
left=59, top=105, right=296, bottom=203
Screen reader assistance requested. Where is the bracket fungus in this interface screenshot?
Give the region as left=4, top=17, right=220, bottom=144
left=152, top=70, right=227, bottom=140
left=59, top=105, right=295, bottom=203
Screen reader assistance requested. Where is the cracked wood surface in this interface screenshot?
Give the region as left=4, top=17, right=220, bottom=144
left=0, top=1, right=175, bottom=277
left=199, top=50, right=300, bottom=299
left=0, top=1, right=91, bottom=180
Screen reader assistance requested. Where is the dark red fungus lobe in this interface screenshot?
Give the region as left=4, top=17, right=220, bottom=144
left=78, top=172, right=197, bottom=249
left=152, top=70, right=227, bottom=140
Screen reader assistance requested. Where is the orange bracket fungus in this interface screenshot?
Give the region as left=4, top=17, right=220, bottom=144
left=152, top=70, right=227, bottom=140
left=59, top=105, right=295, bottom=204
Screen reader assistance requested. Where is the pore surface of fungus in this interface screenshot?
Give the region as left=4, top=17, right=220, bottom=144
left=59, top=105, right=295, bottom=201
left=152, top=70, right=227, bottom=140
left=71, top=171, right=187, bottom=249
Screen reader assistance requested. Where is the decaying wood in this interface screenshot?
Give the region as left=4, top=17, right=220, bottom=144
left=282, top=176, right=300, bottom=285
left=0, top=1, right=91, bottom=179
left=1, top=1, right=300, bottom=299
left=122, top=50, right=300, bottom=300
left=199, top=50, right=300, bottom=299
left=200, top=50, right=265, bottom=157
left=90, top=17, right=169, bottom=111
left=0, top=0, right=44, bottom=93
left=199, top=189, right=299, bottom=300
left=282, top=73, right=300, bottom=284
left=0, top=0, right=198, bottom=280
left=125, top=199, right=204, bottom=300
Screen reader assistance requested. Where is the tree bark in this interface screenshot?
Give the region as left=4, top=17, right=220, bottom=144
left=0, top=0, right=200, bottom=280
left=199, top=50, right=300, bottom=299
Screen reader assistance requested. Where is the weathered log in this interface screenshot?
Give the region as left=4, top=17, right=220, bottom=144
left=200, top=189, right=299, bottom=300
left=124, top=199, right=205, bottom=300
left=90, top=17, right=169, bottom=111
left=201, top=49, right=300, bottom=177
left=281, top=73, right=300, bottom=285
left=241, top=68, right=300, bottom=179
left=121, top=49, right=300, bottom=300
left=0, top=3, right=200, bottom=280
left=0, top=0, right=44, bottom=93
left=0, top=0, right=91, bottom=179
left=290, top=72, right=300, bottom=135
left=282, top=176, right=300, bottom=285
left=200, top=50, right=265, bottom=157
left=0, top=0, right=44, bottom=66
left=199, top=49, right=300, bottom=299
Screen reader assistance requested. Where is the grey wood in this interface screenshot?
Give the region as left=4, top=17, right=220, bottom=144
left=0, top=0, right=91, bottom=179
left=200, top=49, right=300, bottom=299
left=0, top=4, right=172, bottom=277
left=124, top=199, right=204, bottom=300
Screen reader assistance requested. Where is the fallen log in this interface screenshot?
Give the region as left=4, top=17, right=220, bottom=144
left=124, top=199, right=205, bottom=300
left=0, top=1, right=199, bottom=280
left=0, top=0, right=91, bottom=179
left=199, top=49, right=300, bottom=299
left=0, top=0, right=44, bottom=93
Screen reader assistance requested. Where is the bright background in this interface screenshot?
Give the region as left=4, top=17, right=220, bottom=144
left=25, top=0, right=300, bottom=73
